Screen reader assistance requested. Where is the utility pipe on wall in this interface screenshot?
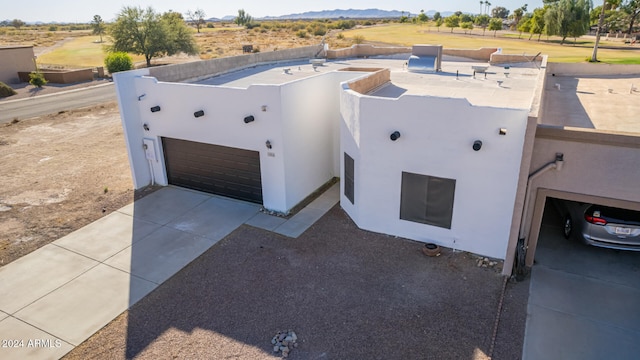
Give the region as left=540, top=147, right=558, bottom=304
left=518, top=152, right=564, bottom=240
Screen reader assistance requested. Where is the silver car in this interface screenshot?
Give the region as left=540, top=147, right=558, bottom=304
left=553, top=199, right=640, bottom=251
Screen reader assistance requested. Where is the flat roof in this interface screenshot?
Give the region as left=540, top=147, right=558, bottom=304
left=541, top=74, right=640, bottom=134
left=193, top=55, right=542, bottom=110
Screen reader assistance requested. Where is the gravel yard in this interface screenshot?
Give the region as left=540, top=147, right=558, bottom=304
left=64, top=207, right=528, bottom=360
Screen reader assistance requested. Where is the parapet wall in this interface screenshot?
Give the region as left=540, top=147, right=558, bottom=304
left=443, top=48, right=497, bottom=61
left=149, top=45, right=323, bottom=82
left=327, top=44, right=499, bottom=62
left=326, top=44, right=411, bottom=59
left=547, top=62, right=640, bottom=76
left=342, top=68, right=390, bottom=94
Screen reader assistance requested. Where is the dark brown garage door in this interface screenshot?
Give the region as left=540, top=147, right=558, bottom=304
left=162, top=138, right=263, bottom=204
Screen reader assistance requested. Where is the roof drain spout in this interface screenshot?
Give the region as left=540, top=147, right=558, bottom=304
left=514, top=153, right=563, bottom=280
left=519, top=152, right=564, bottom=239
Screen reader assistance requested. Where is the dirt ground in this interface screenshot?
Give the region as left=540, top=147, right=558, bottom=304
left=0, top=102, right=156, bottom=267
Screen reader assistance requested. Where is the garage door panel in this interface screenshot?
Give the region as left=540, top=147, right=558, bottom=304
left=162, top=138, right=263, bottom=203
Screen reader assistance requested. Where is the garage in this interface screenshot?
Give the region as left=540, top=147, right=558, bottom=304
left=522, top=194, right=640, bottom=359
left=161, top=137, right=263, bottom=204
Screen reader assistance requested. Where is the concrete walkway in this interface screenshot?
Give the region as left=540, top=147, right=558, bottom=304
left=0, top=184, right=339, bottom=360
left=523, top=221, right=640, bottom=360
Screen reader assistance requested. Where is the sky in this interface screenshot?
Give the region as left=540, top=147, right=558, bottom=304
left=2, top=0, right=544, bottom=23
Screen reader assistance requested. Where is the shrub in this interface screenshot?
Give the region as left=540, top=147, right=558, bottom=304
left=206, top=23, right=214, bottom=28
left=296, top=30, right=307, bottom=38
left=48, top=25, right=58, bottom=31
left=104, top=52, right=133, bottom=74
left=0, top=81, right=17, bottom=98
left=336, top=33, right=345, bottom=40
left=353, top=35, right=365, bottom=44
left=29, top=72, right=47, bottom=88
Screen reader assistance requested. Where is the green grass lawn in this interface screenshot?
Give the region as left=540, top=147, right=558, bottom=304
left=342, top=24, right=640, bottom=64
left=37, top=36, right=144, bottom=68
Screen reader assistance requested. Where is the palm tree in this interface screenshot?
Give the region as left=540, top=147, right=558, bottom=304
left=485, top=1, right=492, bottom=15
left=480, top=1, right=484, bottom=14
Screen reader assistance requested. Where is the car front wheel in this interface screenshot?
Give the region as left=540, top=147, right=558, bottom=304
left=563, top=215, right=573, bottom=239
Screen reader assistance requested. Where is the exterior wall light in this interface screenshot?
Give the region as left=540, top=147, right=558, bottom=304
left=143, top=123, right=150, bottom=131
left=150, top=106, right=161, bottom=113
left=194, top=110, right=205, bottom=118
left=390, top=131, right=401, bottom=141
left=261, top=105, right=268, bottom=112
left=244, top=115, right=255, bottom=123
left=473, top=140, right=483, bottom=151
left=265, top=140, right=272, bottom=149
left=499, top=128, right=507, bottom=135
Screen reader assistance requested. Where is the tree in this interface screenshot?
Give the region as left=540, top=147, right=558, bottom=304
left=517, top=13, right=533, bottom=37
left=545, top=0, right=591, bottom=44
left=485, top=1, right=492, bottom=15
left=417, top=10, right=429, bottom=23
left=435, top=18, right=444, bottom=31
left=529, top=7, right=547, bottom=40
left=91, top=15, right=106, bottom=43
left=489, top=18, right=503, bottom=36
left=445, top=15, right=460, bottom=32
left=591, top=2, right=607, bottom=61
left=623, top=0, right=640, bottom=34
left=186, top=8, right=206, bottom=33
left=475, top=14, right=490, bottom=35
left=492, top=6, right=510, bottom=18
left=109, top=6, right=198, bottom=67
left=433, top=12, right=442, bottom=21
left=461, top=13, right=474, bottom=22
left=235, top=9, right=253, bottom=27
left=162, top=11, right=199, bottom=55
left=11, top=19, right=25, bottom=29
left=461, top=21, right=474, bottom=34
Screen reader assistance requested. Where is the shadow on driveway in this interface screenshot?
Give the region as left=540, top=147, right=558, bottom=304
left=66, top=206, right=525, bottom=359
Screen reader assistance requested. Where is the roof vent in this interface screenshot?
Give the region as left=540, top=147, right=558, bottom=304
left=407, top=45, right=442, bottom=73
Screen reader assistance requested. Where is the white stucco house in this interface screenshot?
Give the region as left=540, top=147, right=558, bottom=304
left=114, top=44, right=640, bottom=275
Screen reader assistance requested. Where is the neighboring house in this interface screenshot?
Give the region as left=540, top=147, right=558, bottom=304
left=0, top=45, right=36, bottom=84
left=114, top=44, right=640, bottom=275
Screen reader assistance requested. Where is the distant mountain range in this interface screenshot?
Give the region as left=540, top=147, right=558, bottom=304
left=4, top=8, right=456, bottom=25
left=210, top=8, right=454, bottom=22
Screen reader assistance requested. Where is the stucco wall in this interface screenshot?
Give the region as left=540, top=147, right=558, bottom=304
left=115, top=67, right=366, bottom=213
left=340, top=89, right=530, bottom=259
left=326, top=44, right=412, bottom=59
left=548, top=62, right=640, bottom=76
left=443, top=48, right=497, bottom=61
left=280, top=71, right=366, bottom=210
left=18, top=68, right=93, bottom=84
left=148, top=45, right=323, bottom=83
left=0, top=46, right=36, bottom=84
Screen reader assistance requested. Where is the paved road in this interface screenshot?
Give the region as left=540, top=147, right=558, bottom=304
left=0, top=83, right=116, bottom=124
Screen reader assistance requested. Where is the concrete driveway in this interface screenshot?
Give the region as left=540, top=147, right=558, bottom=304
left=0, top=185, right=339, bottom=360
left=523, top=205, right=640, bottom=359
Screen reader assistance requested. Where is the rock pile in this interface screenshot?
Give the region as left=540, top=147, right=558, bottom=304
left=271, top=330, right=298, bottom=358
left=477, top=257, right=498, bottom=268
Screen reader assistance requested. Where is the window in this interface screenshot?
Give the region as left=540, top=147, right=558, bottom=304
left=344, top=153, right=355, bottom=204
left=400, top=172, right=455, bottom=229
